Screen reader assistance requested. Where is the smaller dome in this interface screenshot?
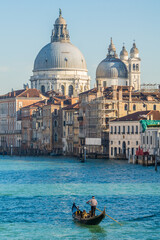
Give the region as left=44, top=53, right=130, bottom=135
left=120, top=46, right=128, bottom=56
left=108, top=38, right=116, bottom=52
left=130, top=43, right=139, bottom=54
left=109, top=68, right=118, bottom=78
left=55, top=16, right=66, bottom=25
left=96, top=58, right=128, bottom=79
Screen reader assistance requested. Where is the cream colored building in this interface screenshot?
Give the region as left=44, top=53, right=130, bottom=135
left=109, top=110, right=160, bottom=159
left=30, top=10, right=90, bottom=97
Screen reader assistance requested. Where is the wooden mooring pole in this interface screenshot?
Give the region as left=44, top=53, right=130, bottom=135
left=155, top=155, right=157, bottom=172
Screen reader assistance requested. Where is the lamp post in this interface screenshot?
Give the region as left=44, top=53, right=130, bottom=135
left=84, top=146, right=86, bottom=161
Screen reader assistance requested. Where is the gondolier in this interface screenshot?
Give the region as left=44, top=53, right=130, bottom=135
left=86, top=196, right=98, bottom=217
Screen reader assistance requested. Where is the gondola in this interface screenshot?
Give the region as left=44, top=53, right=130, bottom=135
left=72, top=203, right=105, bottom=225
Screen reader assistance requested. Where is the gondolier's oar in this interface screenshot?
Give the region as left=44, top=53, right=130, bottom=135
left=96, top=208, right=122, bottom=226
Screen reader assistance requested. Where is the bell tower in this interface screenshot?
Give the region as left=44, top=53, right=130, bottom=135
left=128, top=42, right=141, bottom=91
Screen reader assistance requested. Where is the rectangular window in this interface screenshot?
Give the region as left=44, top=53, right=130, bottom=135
left=119, top=147, right=121, bottom=154
left=150, top=136, right=152, bottom=145
left=114, top=147, right=117, bottom=156
left=127, top=126, right=130, bottom=134
left=122, top=126, right=125, bottom=134
left=118, top=126, right=120, bottom=134
left=136, top=126, right=138, bottom=134
left=136, top=141, right=138, bottom=145
left=128, top=141, right=130, bottom=145
left=111, top=147, right=113, bottom=156
left=143, top=136, right=145, bottom=144
left=132, top=148, right=134, bottom=155
left=111, top=126, right=113, bottom=134
left=132, top=126, right=134, bottom=134
left=114, top=126, right=117, bottom=134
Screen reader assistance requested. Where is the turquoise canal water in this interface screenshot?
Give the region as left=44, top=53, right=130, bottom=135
left=0, top=156, right=160, bottom=240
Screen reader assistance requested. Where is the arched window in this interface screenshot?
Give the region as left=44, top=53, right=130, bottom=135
left=41, top=85, right=45, bottom=93
left=54, top=133, right=58, bottom=142
left=153, top=105, right=156, bottom=110
left=133, top=104, right=136, bottom=111
left=68, top=85, right=73, bottom=97
left=136, top=64, right=139, bottom=71
left=133, top=64, right=135, bottom=71
left=61, top=85, right=65, bottom=95
left=124, top=104, right=128, bottom=111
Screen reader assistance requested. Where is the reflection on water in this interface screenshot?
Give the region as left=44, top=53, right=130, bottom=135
left=79, top=224, right=107, bottom=239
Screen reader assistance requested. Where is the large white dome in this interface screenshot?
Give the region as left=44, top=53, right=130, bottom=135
left=33, top=41, right=87, bottom=71
left=30, top=10, right=90, bottom=96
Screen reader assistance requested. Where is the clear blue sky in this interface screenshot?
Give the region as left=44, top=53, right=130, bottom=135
left=0, top=0, right=160, bottom=94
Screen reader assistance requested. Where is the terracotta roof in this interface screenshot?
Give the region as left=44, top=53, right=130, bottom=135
left=21, top=100, right=46, bottom=110
left=62, top=102, right=79, bottom=110
left=0, top=89, right=25, bottom=99
left=0, top=88, right=43, bottom=99
left=112, top=111, right=152, bottom=122
left=79, top=88, right=97, bottom=96
left=18, top=89, right=41, bottom=98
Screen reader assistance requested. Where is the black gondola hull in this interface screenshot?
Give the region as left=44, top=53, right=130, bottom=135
left=72, top=209, right=105, bottom=225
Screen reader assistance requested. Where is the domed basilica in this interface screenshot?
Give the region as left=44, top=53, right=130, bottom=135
left=30, top=10, right=90, bottom=97
left=30, top=11, right=141, bottom=95
left=96, top=38, right=141, bottom=91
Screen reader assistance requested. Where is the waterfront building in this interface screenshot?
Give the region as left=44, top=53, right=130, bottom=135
left=21, top=100, right=46, bottom=152
left=0, top=87, right=45, bottom=153
left=109, top=111, right=160, bottom=159
left=20, top=91, right=78, bottom=155
left=96, top=39, right=141, bottom=91
left=62, top=102, right=79, bottom=155
left=78, top=86, right=160, bottom=157
left=141, top=118, right=160, bottom=157
left=30, top=10, right=90, bottom=97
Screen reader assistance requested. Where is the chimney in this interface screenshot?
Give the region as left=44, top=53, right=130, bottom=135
left=118, top=86, right=122, bottom=101
left=112, top=85, right=117, bottom=101
left=61, top=101, right=64, bottom=108
left=129, top=86, right=132, bottom=102
left=128, top=86, right=132, bottom=113
left=97, top=87, right=103, bottom=98
left=13, top=91, right=16, bottom=97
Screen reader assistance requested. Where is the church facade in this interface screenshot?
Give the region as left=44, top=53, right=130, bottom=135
left=96, top=38, right=141, bottom=91
left=30, top=10, right=90, bottom=97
